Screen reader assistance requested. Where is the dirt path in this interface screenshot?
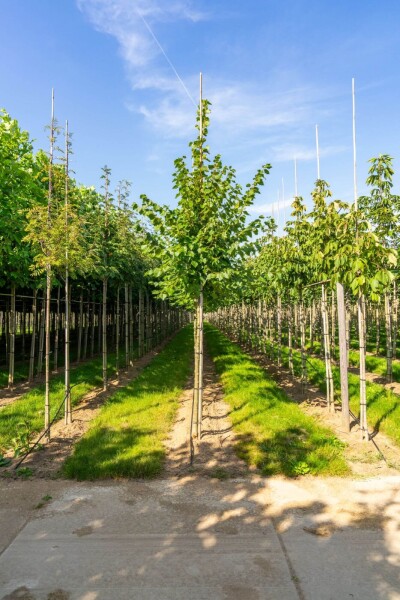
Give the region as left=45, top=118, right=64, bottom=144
left=1, top=341, right=172, bottom=479
left=165, top=348, right=248, bottom=478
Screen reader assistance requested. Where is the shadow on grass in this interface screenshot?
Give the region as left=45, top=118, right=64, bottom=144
left=63, top=426, right=164, bottom=479
left=63, top=326, right=194, bottom=480
left=204, top=324, right=349, bottom=478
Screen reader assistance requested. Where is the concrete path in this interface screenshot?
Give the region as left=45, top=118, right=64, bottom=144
left=1, top=475, right=399, bottom=600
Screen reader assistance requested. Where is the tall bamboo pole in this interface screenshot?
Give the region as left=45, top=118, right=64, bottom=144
left=45, top=89, right=55, bottom=441
left=64, top=120, right=72, bottom=424
left=196, top=72, right=204, bottom=440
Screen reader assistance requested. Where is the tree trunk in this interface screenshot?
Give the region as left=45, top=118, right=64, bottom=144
left=29, top=290, right=37, bottom=382
left=45, top=270, right=51, bottom=441
left=8, top=284, right=16, bottom=388
left=375, top=304, right=380, bottom=356
left=321, top=284, right=334, bottom=412
left=90, top=293, right=95, bottom=358
left=77, top=293, right=83, bottom=363
left=337, top=283, right=350, bottom=431
left=300, top=300, right=307, bottom=394
left=116, top=287, right=120, bottom=378
left=129, top=286, right=134, bottom=363
left=53, top=286, right=60, bottom=372
left=146, top=292, right=151, bottom=352
left=83, top=297, right=89, bottom=360
left=138, top=288, right=144, bottom=357
left=102, top=278, right=108, bottom=391
left=358, top=293, right=368, bottom=440
left=65, top=276, right=72, bottom=424
left=385, top=292, right=393, bottom=383
left=124, top=284, right=129, bottom=367
left=196, top=292, right=204, bottom=438
left=392, top=281, right=398, bottom=360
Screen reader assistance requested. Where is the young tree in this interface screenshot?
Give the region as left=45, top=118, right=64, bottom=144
left=136, top=99, right=271, bottom=444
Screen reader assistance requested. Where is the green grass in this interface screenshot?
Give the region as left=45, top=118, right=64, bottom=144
left=0, top=353, right=124, bottom=453
left=261, top=338, right=400, bottom=448
left=63, top=326, right=193, bottom=480
left=205, top=324, right=349, bottom=477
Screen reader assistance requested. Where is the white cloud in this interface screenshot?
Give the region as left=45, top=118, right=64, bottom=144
left=249, top=198, right=294, bottom=215
left=272, top=142, right=348, bottom=163
left=77, top=0, right=344, bottom=156
left=77, top=0, right=207, bottom=68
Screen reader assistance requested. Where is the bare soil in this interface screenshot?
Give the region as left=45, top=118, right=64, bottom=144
left=164, top=348, right=249, bottom=478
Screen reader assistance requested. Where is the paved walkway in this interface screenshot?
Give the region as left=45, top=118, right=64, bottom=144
left=0, top=475, right=399, bottom=600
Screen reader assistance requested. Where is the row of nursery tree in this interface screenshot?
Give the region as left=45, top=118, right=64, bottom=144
left=208, top=159, right=399, bottom=441
left=0, top=104, right=188, bottom=439
left=132, top=93, right=399, bottom=445
left=2, top=88, right=399, bottom=449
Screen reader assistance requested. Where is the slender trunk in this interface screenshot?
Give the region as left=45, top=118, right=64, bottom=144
left=138, top=288, right=144, bottom=357
left=309, top=301, right=315, bottom=350
left=196, top=292, right=204, bottom=438
left=277, top=295, right=282, bottom=367
left=116, top=287, right=120, bottom=378
left=193, top=309, right=199, bottom=438
left=83, top=298, right=89, bottom=360
left=45, top=270, right=51, bottom=441
left=77, top=293, right=83, bottom=363
left=337, top=283, right=350, bottom=432
left=37, top=294, right=45, bottom=375
left=102, top=278, right=108, bottom=391
left=385, top=292, right=393, bottom=383
left=22, top=300, right=26, bottom=359
left=29, top=290, right=37, bottom=381
left=124, top=284, right=129, bottom=367
left=129, top=286, right=134, bottom=363
left=8, top=284, right=16, bottom=388
left=90, top=293, right=95, bottom=358
left=146, top=292, right=151, bottom=352
left=321, top=284, right=334, bottom=411
left=288, top=305, right=294, bottom=377
left=358, top=293, right=368, bottom=440
left=65, top=276, right=71, bottom=424
left=375, top=304, right=380, bottom=356
left=331, top=291, right=336, bottom=359
left=300, top=300, right=307, bottom=394
left=53, top=286, right=60, bottom=371
left=392, top=281, right=398, bottom=360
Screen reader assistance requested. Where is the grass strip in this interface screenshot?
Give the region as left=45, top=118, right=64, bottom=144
left=63, top=326, right=193, bottom=479
left=0, top=352, right=130, bottom=453
left=262, top=338, right=400, bottom=448
left=205, top=324, right=349, bottom=477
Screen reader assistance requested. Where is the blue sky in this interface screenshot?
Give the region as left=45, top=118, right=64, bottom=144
left=1, top=0, right=400, bottom=229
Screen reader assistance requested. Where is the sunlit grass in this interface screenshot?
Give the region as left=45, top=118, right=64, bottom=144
left=63, top=326, right=193, bottom=480
left=263, top=338, right=400, bottom=447
left=205, top=324, right=349, bottom=477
